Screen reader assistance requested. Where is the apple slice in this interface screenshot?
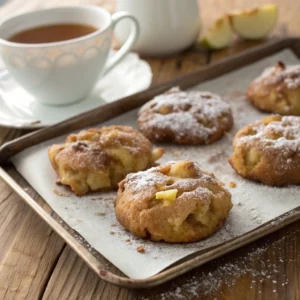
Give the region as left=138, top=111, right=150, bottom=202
left=229, top=4, right=278, bottom=40
left=156, top=189, right=178, bottom=201
left=201, top=16, right=233, bottom=50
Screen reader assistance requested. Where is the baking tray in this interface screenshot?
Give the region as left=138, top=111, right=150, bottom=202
left=1, top=38, right=300, bottom=288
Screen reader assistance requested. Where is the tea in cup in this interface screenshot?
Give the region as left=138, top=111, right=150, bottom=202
left=0, top=5, right=139, bottom=105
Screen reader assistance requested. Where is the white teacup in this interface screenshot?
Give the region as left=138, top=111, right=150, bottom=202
left=0, top=5, right=139, bottom=105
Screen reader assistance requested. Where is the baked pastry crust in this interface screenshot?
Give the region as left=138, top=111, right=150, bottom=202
left=229, top=115, right=300, bottom=186
left=49, top=126, right=164, bottom=196
left=137, top=87, right=233, bottom=145
left=115, top=160, right=233, bottom=243
left=247, top=62, right=300, bottom=115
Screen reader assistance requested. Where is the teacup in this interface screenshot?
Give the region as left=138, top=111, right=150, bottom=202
left=0, top=5, right=139, bottom=105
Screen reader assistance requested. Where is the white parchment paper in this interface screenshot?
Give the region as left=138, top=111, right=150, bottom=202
left=12, top=49, right=300, bottom=279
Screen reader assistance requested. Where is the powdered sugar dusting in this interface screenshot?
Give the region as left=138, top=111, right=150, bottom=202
left=242, top=116, right=299, bottom=144
left=138, top=88, right=232, bottom=139
left=255, top=62, right=300, bottom=90
left=140, top=230, right=299, bottom=299
left=124, top=167, right=167, bottom=193
left=151, top=112, right=213, bottom=138
left=236, top=116, right=300, bottom=169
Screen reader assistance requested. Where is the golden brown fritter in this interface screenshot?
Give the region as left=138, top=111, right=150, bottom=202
left=247, top=61, right=300, bottom=116
left=49, top=126, right=164, bottom=196
left=229, top=115, right=300, bottom=186
left=115, top=160, right=233, bottom=243
left=137, top=87, right=233, bottom=145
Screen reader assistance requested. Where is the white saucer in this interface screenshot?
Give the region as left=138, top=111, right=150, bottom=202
left=0, top=52, right=152, bottom=129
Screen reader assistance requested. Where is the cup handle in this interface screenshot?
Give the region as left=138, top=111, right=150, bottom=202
left=101, top=12, right=139, bottom=76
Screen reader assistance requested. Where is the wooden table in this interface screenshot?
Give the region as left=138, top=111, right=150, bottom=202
left=0, top=1, right=299, bottom=299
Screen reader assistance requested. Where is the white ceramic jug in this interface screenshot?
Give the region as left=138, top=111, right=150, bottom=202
left=115, top=0, right=201, bottom=56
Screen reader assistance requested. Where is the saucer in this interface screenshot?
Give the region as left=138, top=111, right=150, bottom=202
left=0, top=52, right=152, bottom=129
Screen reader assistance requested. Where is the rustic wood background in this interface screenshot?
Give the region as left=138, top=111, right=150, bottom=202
left=0, top=0, right=299, bottom=299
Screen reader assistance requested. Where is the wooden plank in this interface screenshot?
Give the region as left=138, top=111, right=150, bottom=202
left=0, top=130, right=33, bottom=265
left=0, top=207, right=65, bottom=300
left=0, top=92, right=66, bottom=299
left=148, top=51, right=207, bottom=86
left=42, top=246, right=130, bottom=300
left=0, top=180, right=28, bottom=265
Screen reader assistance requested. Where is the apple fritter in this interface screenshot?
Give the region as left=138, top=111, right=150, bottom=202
left=48, top=126, right=164, bottom=196
left=115, top=160, right=232, bottom=243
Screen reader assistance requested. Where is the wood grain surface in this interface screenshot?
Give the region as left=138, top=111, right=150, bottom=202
left=0, top=1, right=299, bottom=299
